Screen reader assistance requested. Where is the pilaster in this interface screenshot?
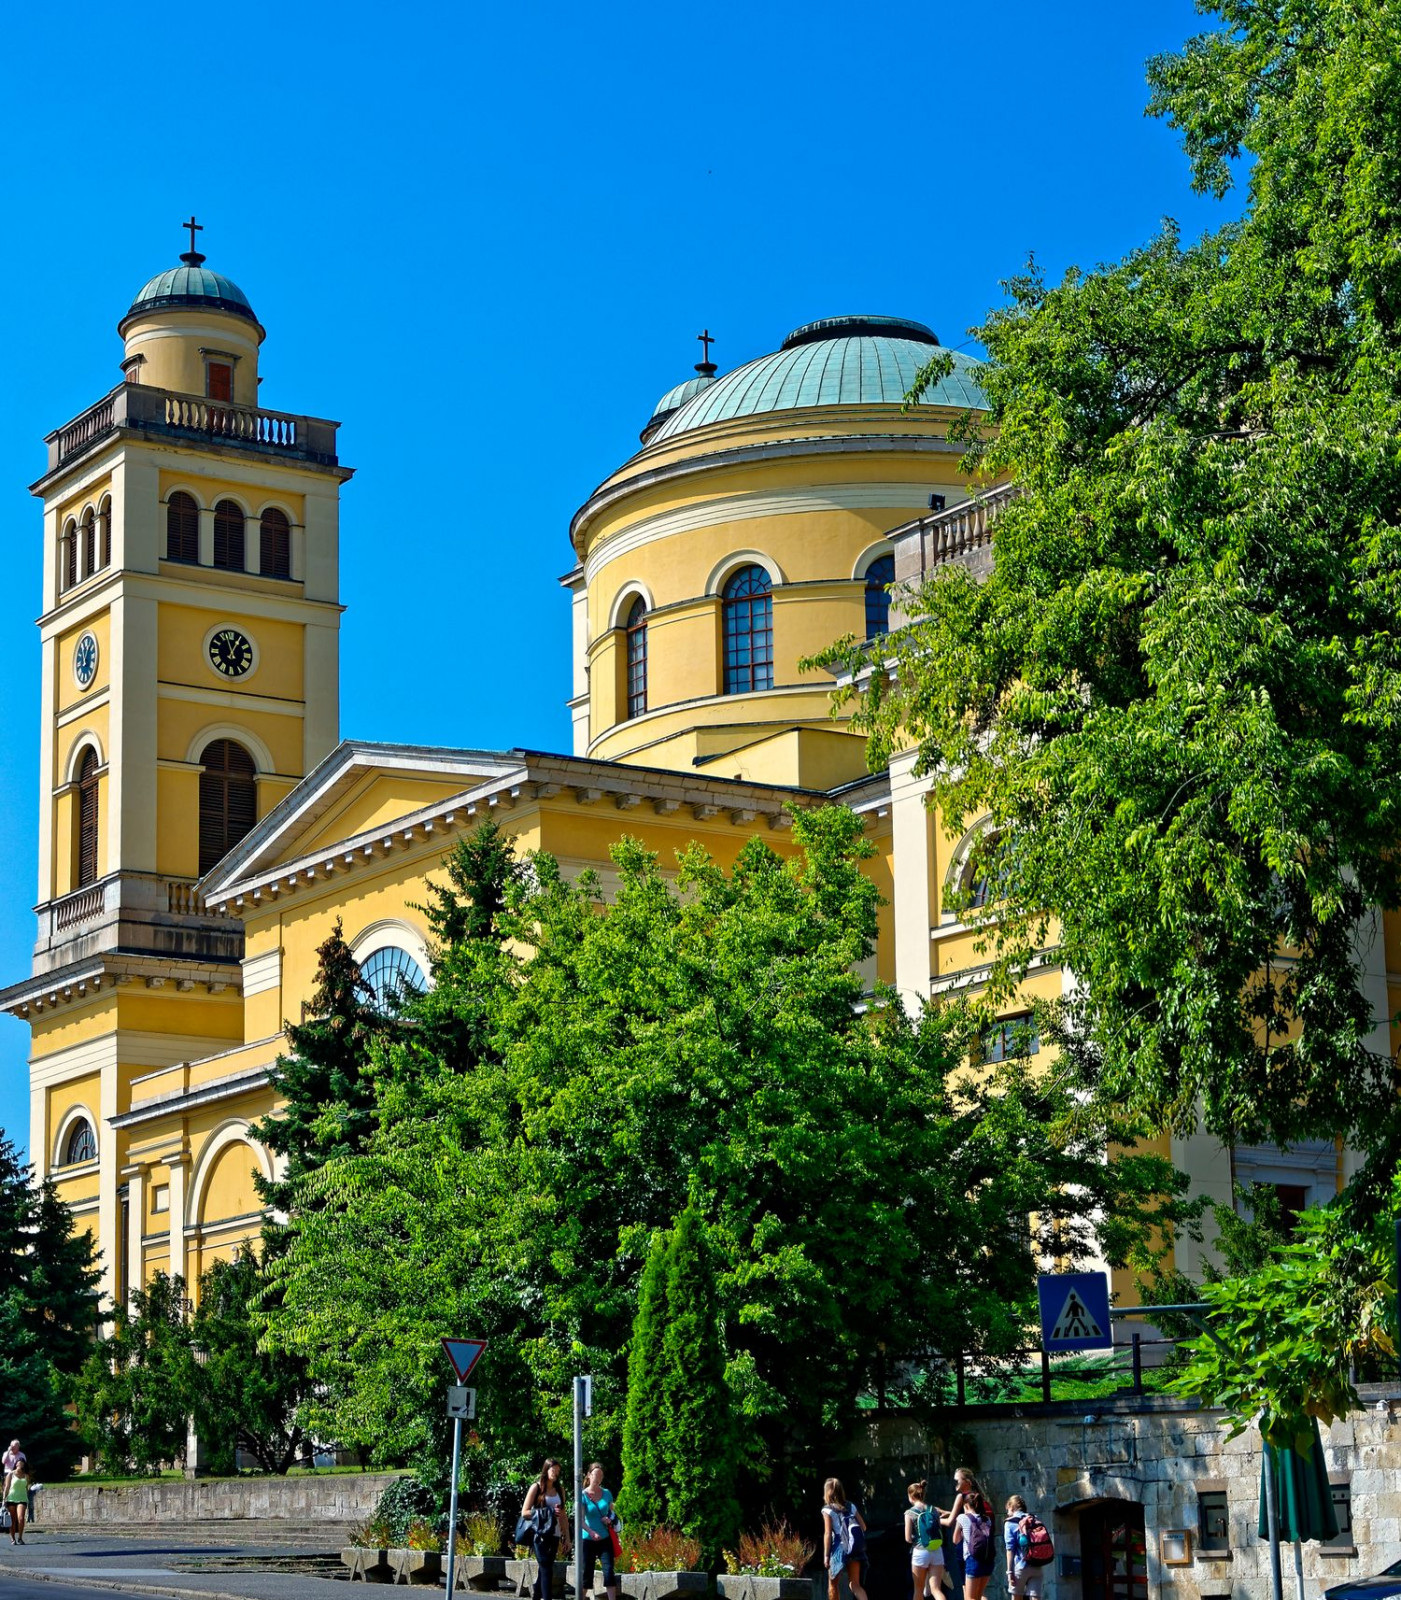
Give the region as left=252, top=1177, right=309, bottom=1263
left=888, top=748, right=934, bottom=1012
left=167, top=1155, right=189, bottom=1290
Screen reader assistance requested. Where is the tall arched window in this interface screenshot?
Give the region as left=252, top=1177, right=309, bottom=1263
left=63, top=1118, right=97, bottom=1166
left=167, top=492, right=199, bottom=563
left=60, top=519, right=78, bottom=590
left=359, top=946, right=426, bottom=1014
left=213, top=501, right=245, bottom=571
left=98, top=496, right=113, bottom=570
left=199, top=739, right=258, bottom=875
left=76, top=747, right=100, bottom=887
left=260, top=508, right=291, bottom=579
left=624, top=597, right=648, bottom=718
left=81, top=508, right=97, bottom=580
left=722, top=565, right=773, bottom=694
left=864, top=553, right=895, bottom=640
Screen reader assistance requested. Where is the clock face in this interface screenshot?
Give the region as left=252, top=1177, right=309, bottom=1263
left=73, top=631, right=99, bottom=690
left=208, top=627, right=254, bottom=679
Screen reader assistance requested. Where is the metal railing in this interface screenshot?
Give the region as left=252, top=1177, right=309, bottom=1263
left=940, top=1333, right=1188, bottom=1409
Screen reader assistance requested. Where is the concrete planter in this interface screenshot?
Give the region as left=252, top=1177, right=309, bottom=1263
left=505, top=1557, right=569, bottom=1595
left=717, top=1576, right=815, bottom=1600
left=455, top=1554, right=512, bottom=1591
left=342, top=1546, right=389, bottom=1582
left=391, top=1549, right=443, bottom=1585
left=617, top=1570, right=709, bottom=1600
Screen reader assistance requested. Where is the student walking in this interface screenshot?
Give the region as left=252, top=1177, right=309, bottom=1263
left=5, top=1459, right=29, bottom=1545
left=821, top=1478, right=868, bottom=1600
left=905, top=1480, right=946, bottom=1600
left=940, top=1469, right=994, bottom=1600
left=1004, top=1496, right=1053, bottom=1600
left=521, top=1459, right=571, bottom=1600
left=579, top=1462, right=619, bottom=1600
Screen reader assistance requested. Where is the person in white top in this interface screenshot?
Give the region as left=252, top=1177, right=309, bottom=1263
left=905, top=1479, right=947, bottom=1600
left=520, top=1458, right=571, bottom=1600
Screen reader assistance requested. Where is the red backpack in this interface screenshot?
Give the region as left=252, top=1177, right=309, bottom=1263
left=1020, top=1514, right=1054, bottom=1567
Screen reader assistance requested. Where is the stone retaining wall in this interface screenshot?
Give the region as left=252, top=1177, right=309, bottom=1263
left=839, top=1385, right=1401, bottom=1600
left=35, top=1469, right=403, bottom=1530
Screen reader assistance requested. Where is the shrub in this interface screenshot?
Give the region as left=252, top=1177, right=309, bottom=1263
left=723, top=1518, right=815, bottom=1577
left=373, top=1476, right=441, bottom=1545
left=406, top=1518, right=443, bottom=1552
left=459, top=1511, right=504, bottom=1557
left=351, top=1514, right=393, bottom=1549
left=620, top=1525, right=703, bottom=1573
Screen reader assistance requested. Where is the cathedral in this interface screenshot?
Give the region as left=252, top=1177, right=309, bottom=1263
left=0, top=240, right=1364, bottom=1315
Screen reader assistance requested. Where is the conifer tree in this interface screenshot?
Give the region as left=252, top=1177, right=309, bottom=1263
left=254, top=920, right=381, bottom=1213
left=619, top=1229, right=669, bottom=1528
left=658, top=1205, right=739, bottom=1566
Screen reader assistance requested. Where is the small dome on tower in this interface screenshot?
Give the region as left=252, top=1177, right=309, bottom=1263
left=125, top=263, right=258, bottom=326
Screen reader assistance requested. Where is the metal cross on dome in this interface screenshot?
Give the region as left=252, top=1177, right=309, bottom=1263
left=182, top=215, right=203, bottom=253
left=697, top=328, right=715, bottom=363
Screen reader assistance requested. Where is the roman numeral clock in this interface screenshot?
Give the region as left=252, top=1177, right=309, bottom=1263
left=207, top=626, right=255, bottom=679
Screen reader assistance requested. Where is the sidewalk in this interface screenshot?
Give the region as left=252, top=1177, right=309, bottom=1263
left=1, top=1530, right=356, bottom=1600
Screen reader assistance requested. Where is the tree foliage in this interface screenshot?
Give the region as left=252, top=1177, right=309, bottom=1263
left=619, top=1231, right=669, bottom=1529
left=0, top=1132, right=99, bottom=1478
left=823, top=0, right=1401, bottom=1156
left=261, top=814, right=1185, bottom=1509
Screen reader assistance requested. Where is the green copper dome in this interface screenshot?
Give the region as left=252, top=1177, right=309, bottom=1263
left=125, top=261, right=258, bottom=326
left=648, top=314, right=988, bottom=443
left=640, top=369, right=718, bottom=442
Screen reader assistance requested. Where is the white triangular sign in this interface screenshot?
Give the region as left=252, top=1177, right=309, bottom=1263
left=1049, top=1289, right=1104, bottom=1341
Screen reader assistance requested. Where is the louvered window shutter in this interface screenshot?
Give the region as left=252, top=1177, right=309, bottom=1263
left=213, top=502, right=245, bottom=571
left=260, top=509, right=291, bottom=579
left=167, top=493, right=199, bottom=563
left=77, top=751, right=99, bottom=886
left=199, top=740, right=258, bottom=876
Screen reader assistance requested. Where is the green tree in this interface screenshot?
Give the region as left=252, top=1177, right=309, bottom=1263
left=262, top=812, right=1185, bottom=1507
left=619, top=1230, right=669, bottom=1528
left=75, top=1272, right=194, bottom=1474
left=823, top=0, right=1401, bottom=1159
left=658, top=1204, right=739, bottom=1565
left=253, top=920, right=381, bottom=1215
left=189, top=1250, right=312, bottom=1474
left=0, top=1295, right=84, bottom=1480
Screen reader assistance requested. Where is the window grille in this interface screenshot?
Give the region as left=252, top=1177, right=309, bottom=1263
left=722, top=565, right=773, bottom=694
left=625, top=597, right=648, bottom=718
left=864, top=553, right=895, bottom=639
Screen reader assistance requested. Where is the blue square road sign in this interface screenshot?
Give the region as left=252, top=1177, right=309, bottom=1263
left=1037, top=1271, right=1112, bottom=1352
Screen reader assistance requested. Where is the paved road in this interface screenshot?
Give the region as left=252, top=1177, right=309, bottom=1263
left=0, top=1582, right=165, bottom=1600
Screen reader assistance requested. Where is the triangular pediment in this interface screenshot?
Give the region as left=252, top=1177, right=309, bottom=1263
left=198, top=741, right=524, bottom=897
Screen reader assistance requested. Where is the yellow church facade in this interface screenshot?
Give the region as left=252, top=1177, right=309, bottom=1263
left=1, top=248, right=1364, bottom=1315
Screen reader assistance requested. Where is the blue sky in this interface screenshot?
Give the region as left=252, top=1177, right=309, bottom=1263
left=0, top=2, right=1234, bottom=1159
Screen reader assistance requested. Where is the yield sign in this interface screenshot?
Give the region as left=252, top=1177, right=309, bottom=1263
left=441, top=1337, right=487, bottom=1382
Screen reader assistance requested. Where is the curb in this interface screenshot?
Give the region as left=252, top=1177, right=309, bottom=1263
left=24, top=1572, right=338, bottom=1600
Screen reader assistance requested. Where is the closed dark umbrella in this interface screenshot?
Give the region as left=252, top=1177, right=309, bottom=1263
left=1258, top=1420, right=1338, bottom=1600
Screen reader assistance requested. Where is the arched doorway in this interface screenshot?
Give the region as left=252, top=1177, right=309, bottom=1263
left=1080, top=1502, right=1147, bottom=1600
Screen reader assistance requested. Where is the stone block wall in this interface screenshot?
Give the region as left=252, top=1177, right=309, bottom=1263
left=34, top=1469, right=404, bottom=1531
left=838, top=1387, right=1401, bottom=1600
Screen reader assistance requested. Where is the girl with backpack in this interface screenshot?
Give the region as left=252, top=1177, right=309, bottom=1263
left=905, top=1480, right=946, bottom=1600
left=821, top=1477, right=868, bottom=1600
left=940, top=1468, right=993, bottom=1600
left=519, top=1459, right=571, bottom=1600
left=1004, top=1495, right=1053, bottom=1599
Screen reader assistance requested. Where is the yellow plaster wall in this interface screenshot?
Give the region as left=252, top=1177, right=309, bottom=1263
left=157, top=469, right=303, bottom=523
left=294, top=775, right=474, bottom=858
left=196, top=1140, right=263, bottom=1227
left=56, top=612, right=112, bottom=714
left=127, top=310, right=262, bottom=405
left=158, top=604, right=305, bottom=702
left=55, top=473, right=115, bottom=528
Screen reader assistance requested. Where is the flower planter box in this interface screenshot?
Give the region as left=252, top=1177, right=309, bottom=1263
left=717, top=1576, right=816, bottom=1600
left=505, top=1557, right=570, bottom=1596
left=453, top=1555, right=512, bottom=1592
left=391, top=1548, right=444, bottom=1585
left=342, top=1546, right=390, bottom=1582
left=617, top=1570, right=710, bottom=1600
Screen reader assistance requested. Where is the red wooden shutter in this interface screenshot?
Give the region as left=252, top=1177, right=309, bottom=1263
left=207, top=363, right=233, bottom=401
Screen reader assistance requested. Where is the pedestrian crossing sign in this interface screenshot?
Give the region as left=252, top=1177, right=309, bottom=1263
left=1037, top=1272, right=1113, bottom=1352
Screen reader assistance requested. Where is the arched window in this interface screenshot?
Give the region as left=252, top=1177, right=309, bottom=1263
left=198, top=739, right=258, bottom=875
left=864, top=553, right=895, bottom=640
left=76, top=747, right=100, bottom=887
left=624, top=596, right=648, bottom=718
left=359, top=946, right=426, bottom=1014
left=98, top=497, right=113, bottom=570
left=60, top=519, right=78, bottom=590
left=81, top=508, right=97, bottom=580
left=260, top=508, right=291, bottom=580
left=213, top=501, right=245, bottom=571
left=966, top=832, right=1008, bottom=910
left=722, top=564, right=773, bottom=694
left=167, top=492, right=199, bottom=563
left=62, top=1118, right=97, bottom=1166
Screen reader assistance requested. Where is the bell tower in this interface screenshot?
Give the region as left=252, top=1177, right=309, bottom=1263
left=1, top=227, right=353, bottom=1304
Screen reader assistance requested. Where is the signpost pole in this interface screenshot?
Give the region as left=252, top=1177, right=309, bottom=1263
left=445, top=1413, right=463, bottom=1597
left=572, top=1377, right=584, bottom=1600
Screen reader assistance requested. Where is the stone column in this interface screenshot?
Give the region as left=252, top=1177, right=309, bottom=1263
left=166, top=1155, right=189, bottom=1290
left=889, top=748, right=934, bottom=1013
left=124, top=1164, right=146, bottom=1305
